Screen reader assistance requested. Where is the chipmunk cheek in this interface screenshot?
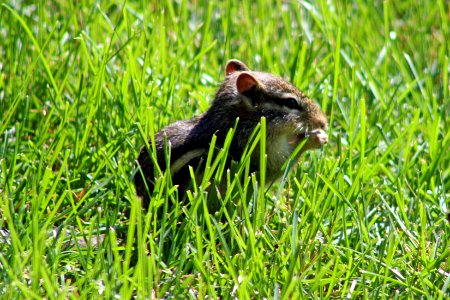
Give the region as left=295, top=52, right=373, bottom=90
left=287, top=137, right=297, bottom=145
left=287, top=133, right=306, bottom=145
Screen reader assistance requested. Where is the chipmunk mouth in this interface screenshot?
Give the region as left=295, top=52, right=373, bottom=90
left=288, top=129, right=328, bottom=149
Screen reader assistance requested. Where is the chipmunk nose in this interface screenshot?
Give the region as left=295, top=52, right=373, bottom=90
left=320, top=130, right=328, bottom=144
left=310, top=128, right=328, bottom=148
left=315, top=129, right=328, bottom=143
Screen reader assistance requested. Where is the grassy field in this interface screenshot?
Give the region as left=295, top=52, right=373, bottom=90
left=1, top=0, right=449, bottom=298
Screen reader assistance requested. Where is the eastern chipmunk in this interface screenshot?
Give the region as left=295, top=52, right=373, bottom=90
left=135, top=59, right=328, bottom=207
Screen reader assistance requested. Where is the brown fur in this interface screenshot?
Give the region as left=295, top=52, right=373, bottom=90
left=135, top=60, right=328, bottom=208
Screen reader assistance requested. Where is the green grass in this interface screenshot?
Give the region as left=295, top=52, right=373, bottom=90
left=1, top=0, right=449, bottom=298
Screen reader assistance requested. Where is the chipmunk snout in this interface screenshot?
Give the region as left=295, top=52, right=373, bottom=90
left=309, top=128, right=328, bottom=148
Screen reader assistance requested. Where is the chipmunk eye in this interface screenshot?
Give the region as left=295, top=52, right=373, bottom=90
left=283, top=97, right=301, bottom=110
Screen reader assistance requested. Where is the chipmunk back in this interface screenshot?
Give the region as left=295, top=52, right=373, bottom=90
left=135, top=59, right=328, bottom=208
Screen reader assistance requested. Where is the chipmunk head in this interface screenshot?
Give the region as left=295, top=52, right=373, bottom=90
left=214, top=59, right=328, bottom=156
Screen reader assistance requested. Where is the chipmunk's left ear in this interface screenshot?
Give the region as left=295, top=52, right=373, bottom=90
left=226, top=59, right=250, bottom=75
left=236, top=72, right=260, bottom=94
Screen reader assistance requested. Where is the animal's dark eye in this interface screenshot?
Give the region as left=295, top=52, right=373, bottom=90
left=283, top=97, right=301, bottom=110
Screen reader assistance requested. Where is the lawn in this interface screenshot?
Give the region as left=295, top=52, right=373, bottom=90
left=1, top=0, right=449, bottom=298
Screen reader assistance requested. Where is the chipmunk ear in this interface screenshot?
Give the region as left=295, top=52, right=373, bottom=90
left=236, top=72, right=259, bottom=94
left=226, top=59, right=250, bottom=75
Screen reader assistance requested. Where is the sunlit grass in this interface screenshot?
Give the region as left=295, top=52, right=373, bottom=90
left=1, top=0, right=449, bottom=298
